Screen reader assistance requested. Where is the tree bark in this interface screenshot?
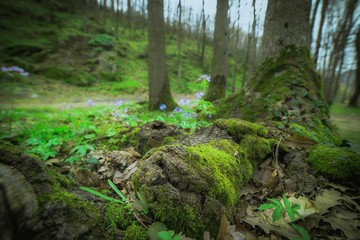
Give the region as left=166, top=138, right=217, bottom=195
left=204, top=0, right=229, bottom=102
left=127, top=0, right=131, bottom=29
left=310, top=0, right=321, bottom=35
left=147, top=0, right=177, bottom=110
left=341, top=70, right=353, bottom=104
left=232, top=0, right=241, bottom=93
left=115, top=0, right=119, bottom=39
left=200, top=0, right=206, bottom=67
left=349, top=28, right=360, bottom=107
left=259, top=0, right=311, bottom=62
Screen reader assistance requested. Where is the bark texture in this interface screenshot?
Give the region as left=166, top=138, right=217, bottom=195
left=259, top=0, right=311, bottom=62
left=147, top=0, right=176, bottom=110
left=204, top=0, right=229, bottom=102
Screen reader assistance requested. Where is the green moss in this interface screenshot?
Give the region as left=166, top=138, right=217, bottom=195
left=162, top=136, right=177, bottom=145
left=123, top=224, right=148, bottom=240
left=117, top=126, right=141, bottom=148
left=239, top=135, right=272, bottom=165
left=185, top=140, right=252, bottom=207
left=105, top=201, right=133, bottom=230
left=306, top=145, right=360, bottom=180
left=215, top=118, right=268, bottom=138
left=148, top=187, right=207, bottom=239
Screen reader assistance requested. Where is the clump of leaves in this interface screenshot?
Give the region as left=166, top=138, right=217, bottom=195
left=258, top=195, right=310, bottom=240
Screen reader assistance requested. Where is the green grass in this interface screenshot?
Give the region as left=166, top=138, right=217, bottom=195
left=330, top=104, right=360, bottom=115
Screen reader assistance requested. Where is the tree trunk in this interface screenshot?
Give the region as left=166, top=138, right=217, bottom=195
left=177, top=0, right=182, bottom=89
left=200, top=0, right=206, bottom=67
left=204, top=0, right=229, bottom=102
left=247, top=0, right=257, bottom=82
left=115, top=0, right=119, bottom=39
left=341, top=70, right=353, bottom=104
left=349, top=28, right=360, bottom=107
left=103, top=0, right=107, bottom=24
left=127, top=0, right=131, bottom=29
left=259, top=0, right=311, bottom=62
left=147, top=0, right=177, bottom=110
left=82, top=0, right=87, bottom=32
left=232, top=0, right=241, bottom=93
left=242, top=23, right=251, bottom=88
left=310, top=0, right=321, bottom=35
left=313, top=0, right=328, bottom=66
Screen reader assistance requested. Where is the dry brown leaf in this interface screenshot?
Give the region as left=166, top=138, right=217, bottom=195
left=216, top=208, right=230, bottom=240
left=314, top=189, right=342, bottom=215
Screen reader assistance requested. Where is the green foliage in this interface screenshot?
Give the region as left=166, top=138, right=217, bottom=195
left=258, top=195, right=310, bottom=240
left=88, top=34, right=115, bottom=50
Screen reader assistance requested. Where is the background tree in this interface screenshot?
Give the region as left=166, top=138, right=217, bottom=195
left=349, top=28, right=360, bottom=107
left=313, top=0, right=328, bottom=66
left=177, top=0, right=183, bottom=89
left=204, top=0, right=229, bottom=102
left=147, top=0, right=177, bottom=110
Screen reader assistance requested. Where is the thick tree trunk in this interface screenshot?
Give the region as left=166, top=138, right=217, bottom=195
left=259, top=0, right=311, bottom=62
left=147, top=0, right=177, bottom=110
left=349, top=28, right=360, bottom=107
left=204, top=0, right=229, bottom=102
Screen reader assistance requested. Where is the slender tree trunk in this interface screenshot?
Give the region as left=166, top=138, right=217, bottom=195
left=232, top=0, right=241, bottom=93
left=141, top=0, right=145, bottom=34
left=204, top=0, right=229, bottom=102
left=310, top=0, right=321, bottom=36
left=82, top=0, right=87, bottom=32
left=116, top=0, right=119, bottom=39
left=103, top=0, right=107, bottom=24
left=127, top=0, right=131, bottom=29
left=242, top=22, right=251, bottom=88
left=188, top=7, right=192, bottom=38
left=341, top=70, right=353, bottom=103
left=177, top=0, right=183, bottom=89
left=111, top=0, right=114, bottom=24
left=200, top=0, right=206, bottom=67
left=349, top=28, right=360, bottom=107
left=331, top=53, right=345, bottom=102
left=313, top=0, right=328, bottom=66
left=147, top=0, right=177, bottom=110
left=196, top=13, right=201, bottom=56
left=247, top=0, right=257, bottom=82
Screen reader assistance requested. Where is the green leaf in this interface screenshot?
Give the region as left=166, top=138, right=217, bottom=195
left=173, top=235, right=181, bottom=240
left=65, top=156, right=81, bottom=164
left=291, top=204, right=300, bottom=211
left=137, top=191, right=148, bottom=206
left=283, top=195, right=291, bottom=209
left=290, top=223, right=310, bottom=240
left=267, top=198, right=283, bottom=208
left=106, top=130, right=117, bottom=137
left=272, top=207, right=283, bottom=223
left=295, top=210, right=305, bottom=221
left=258, top=203, right=279, bottom=210
left=286, top=208, right=296, bottom=222
left=148, top=222, right=168, bottom=240
left=158, top=230, right=174, bottom=240
left=86, top=157, right=100, bottom=165
left=80, top=187, right=125, bottom=204
left=108, top=179, right=127, bottom=203
left=85, top=134, right=96, bottom=139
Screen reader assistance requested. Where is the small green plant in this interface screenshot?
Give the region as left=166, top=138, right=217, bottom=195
left=258, top=195, right=310, bottom=240
left=158, top=230, right=181, bottom=240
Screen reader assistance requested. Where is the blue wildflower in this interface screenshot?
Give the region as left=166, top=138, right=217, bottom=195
left=193, top=114, right=197, bottom=118
left=195, top=92, right=205, bottom=100
left=197, top=75, right=211, bottom=82
left=168, top=113, right=174, bottom=117
left=178, top=99, right=190, bottom=106
left=183, top=112, right=192, bottom=117
left=209, top=114, right=212, bottom=118
left=173, top=107, right=183, bottom=113
left=114, top=113, right=120, bottom=117
left=160, top=104, right=166, bottom=111
left=124, top=107, right=128, bottom=114
left=87, top=99, right=95, bottom=107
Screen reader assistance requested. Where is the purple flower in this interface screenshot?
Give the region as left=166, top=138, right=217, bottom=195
left=183, top=112, right=192, bottom=117
left=208, top=114, right=212, bottom=118
left=178, top=98, right=190, bottom=106
left=160, top=104, right=166, bottom=111
left=1, top=66, right=29, bottom=77
left=86, top=99, right=95, bottom=107
left=63, top=105, right=67, bottom=108
left=114, top=99, right=124, bottom=106
left=168, top=113, right=174, bottom=117
left=195, top=92, right=205, bottom=100
left=68, top=113, right=72, bottom=116
left=173, top=107, right=183, bottom=113
left=70, top=105, right=73, bottom=108
left=197, top=75, right=211, bottom=82
left=124, top=107, right=128, bottom=114
left=193, top=114, right=197, bottom=118
left=114, top=113, right=120, bottom=117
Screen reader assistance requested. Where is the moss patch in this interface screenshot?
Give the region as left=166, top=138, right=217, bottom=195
left=185, top=139, right=252, bottom=207
left=215, top=118, right=268, bottom=138
left=306, top=145, right=360, bottom=180
left=239, top=135, right=272, bottom=165
left=123, top=225, right=148, bottom=240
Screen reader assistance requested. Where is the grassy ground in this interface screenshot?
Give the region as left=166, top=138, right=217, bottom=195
left=330, top=104, right=360, bottom=144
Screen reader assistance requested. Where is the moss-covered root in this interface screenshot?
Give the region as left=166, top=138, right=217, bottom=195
left=307, top=145, right=360, bottom=181
left=240, top=135, right=272, bottom=165
left=214, top=118, right=268, bottom=138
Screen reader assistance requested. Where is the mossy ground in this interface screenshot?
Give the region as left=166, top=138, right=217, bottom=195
left=306, top=145, right=360, bottom=180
